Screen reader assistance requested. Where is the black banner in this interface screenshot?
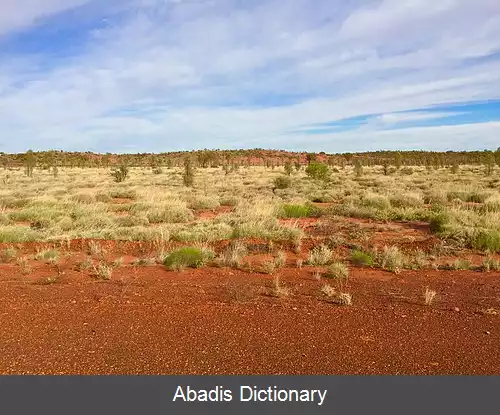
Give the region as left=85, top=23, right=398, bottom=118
left=0, top=376, right=498, bottom=414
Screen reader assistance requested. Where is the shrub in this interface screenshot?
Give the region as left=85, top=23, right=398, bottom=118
left=429, top=212, right=451, bottom=234
left=35, top=249, right=60, bottom=264
left=350, top=249, right=373, bottom=266
left=109, top=189, right=137, bottom=199
left=272, top=275, right=290, bottom=298
left=152, top=167, right=163, bottom=174
left=424, top=287, right=437, bottom=306
left=163, top=247, right=215, bottom=270
left=325, top=262, right=349, bottom=281
left=360, top=194, right=390, bottom=210
left=305, top=162, right=329, bottom=181
left=280, top=203, right=322, bottom=218
left=218, top=240, right=247, bottom=268
left=70, top=193, right=95, bottom=204
left=111, top=165, right=129, bottom=183
left=379, top=246, right=405, bottom=273
left=0, top=247, right=17, bottom=263
left=147, top=206, right=194, bottom=224
left=115, top=215, right=149, bottom=227
left=274, top=250, right=287, bottom=268
left=400, top=167, right=414, bottom=175
left=482, top=256, right=500, bottom=271
left=336, top=292, right=352, bottom=306
left=471, top=229, right=500, bottom=252
left=307, top=245, right=332, bottom=266
left=188, top=196, right=220, bottom=210
left=354, top=160, right=363, bottom=177
left=273, top=176, right=292, bottom=190
left=93, top=262, right=113, bottom=280
left=450, top=258, right=472, bottom=270
left=321, top=284, right=336, bottom=298
left=390, top=193, right=423, bottom=208
left=467, top=192, right=490, bottom=203
left=95, top=193, right=112, bottom=203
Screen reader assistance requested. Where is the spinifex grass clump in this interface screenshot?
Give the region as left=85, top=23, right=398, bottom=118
left=163, top=246, right=215, bottom=271
left=350, top=249, right=373, bottom=266
left=280, top=203, right=322, bottom=218
left=307, top=244, right=332, bottom=266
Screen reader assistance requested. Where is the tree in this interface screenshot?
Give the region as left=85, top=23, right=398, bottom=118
left=24, top=150, right=35, bottom=177
left=284, top=161, right=293, bottom=176
left=354, top=159, right=363, bottom=177
left=485, top=152, right=495, bottom=176
left=394, top=152, right=402, bottom=170
left=382, top=161, right=389, bottom=176
left=111, top=165, right=129, bottom=182
left=305, top=162, right=329, bottom=181
left=183, top=157, right=195, bottom=187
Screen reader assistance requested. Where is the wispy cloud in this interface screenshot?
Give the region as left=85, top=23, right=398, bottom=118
left=0, top=0, right=500, bottom=152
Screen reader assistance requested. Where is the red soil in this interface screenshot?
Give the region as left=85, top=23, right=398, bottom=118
left=1, top=219, right=499, bottom=375
left=1, top=261, right=499, bottom=375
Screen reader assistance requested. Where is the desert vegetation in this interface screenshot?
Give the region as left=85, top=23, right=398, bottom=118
left=1, top=149, right=500, bottom=374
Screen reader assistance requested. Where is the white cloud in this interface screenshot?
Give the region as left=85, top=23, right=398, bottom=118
left=0, top=0, right=93, bottom=35
left=0, top=0, right=500, bottom=152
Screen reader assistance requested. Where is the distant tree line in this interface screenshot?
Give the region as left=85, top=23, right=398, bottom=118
left=1, top=148, right=499, bottom=172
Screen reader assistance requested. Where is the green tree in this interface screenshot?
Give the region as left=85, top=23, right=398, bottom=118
left=485, top=152, right=495, bottom=176
left=183, top=157, right=195, bottom=187
left=111, top=165, right=129, bottom=182
left=394, top=152, right=402, bottom=170
left=24, top=150, right=35, bottom=177
left=354, top=159, right=363, bottom=177
left=305, top=162, right=329, bottom=181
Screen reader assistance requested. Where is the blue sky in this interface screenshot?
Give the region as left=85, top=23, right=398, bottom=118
left=1, top=0, right=500, bottom=153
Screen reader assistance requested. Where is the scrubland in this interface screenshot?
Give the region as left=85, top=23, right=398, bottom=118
left=1, top=162, right=499, bottom=374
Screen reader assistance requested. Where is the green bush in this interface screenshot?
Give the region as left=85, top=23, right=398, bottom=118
left=326, top=262, right=349, bottom=280
left=350, top=249, right=373, bottom=266
left=111, top=165, right=129, bottom=183
left=280, top=203, right=322, bottom=218
left=305, top=162, right=329, bottom=181
left=390, top=194, right=423, bottom=208
left=163, top=247, right=215, bottom=270
left=273, top=176, right=292, bottom=190
left=429, top=212, right=450, bottom=234
left=471, top=229, right=500, bottom=252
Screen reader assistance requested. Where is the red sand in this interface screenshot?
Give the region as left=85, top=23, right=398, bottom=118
left=1, top=264, right=499, bottom=375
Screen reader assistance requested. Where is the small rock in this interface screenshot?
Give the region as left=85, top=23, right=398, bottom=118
left=292, top=307, right=298, bottom=311
left=453, top=307, right=460, bottom=312
left=485, top=331, right=491, bottom=335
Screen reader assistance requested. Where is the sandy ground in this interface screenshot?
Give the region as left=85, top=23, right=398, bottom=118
left=1, top=264, right=499, bottom=375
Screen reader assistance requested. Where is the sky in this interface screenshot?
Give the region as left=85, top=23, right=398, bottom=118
left=0, top=0, right=500, bottom=154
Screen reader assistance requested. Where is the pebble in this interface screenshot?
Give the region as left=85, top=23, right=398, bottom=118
left=453, top=307, right=460, bottom=312
left=485, top=331, right=491, bottom=335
